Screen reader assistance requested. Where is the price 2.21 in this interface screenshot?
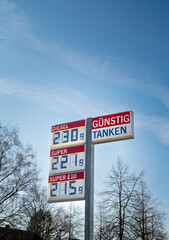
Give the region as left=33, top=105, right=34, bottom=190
left=51, top=153, right=85, bottom=173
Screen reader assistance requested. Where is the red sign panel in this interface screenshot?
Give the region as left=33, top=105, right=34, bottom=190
left=92, top=111, right=131, bottom=130
left=51, top=119, right=86, bottom=133
left=50, top=145, right=85, bottom=157
left=48, top=171, right=85, bottom=183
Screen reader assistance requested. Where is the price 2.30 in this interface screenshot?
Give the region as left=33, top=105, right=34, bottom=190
left=52, top=128, right=85, bottom=146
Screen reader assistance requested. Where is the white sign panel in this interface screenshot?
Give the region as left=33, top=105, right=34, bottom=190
left=51, top=119, right=86, bottom=149
left=92, top=111, right=134, bottom=144
left=49, top=145, right=85, bottom=174
left=48, top=171, right=85, bottom=203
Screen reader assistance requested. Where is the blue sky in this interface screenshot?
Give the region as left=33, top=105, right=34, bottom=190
left=1, top=0, right=169, bottom=231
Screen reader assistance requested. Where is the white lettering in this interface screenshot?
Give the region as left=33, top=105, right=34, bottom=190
left=104, top=118, right=110, bottom=126
left=124, top=114, right=130, bottom=123
left=60, top=124, right=69, bottom=130
left=111, top=117, right=116, bottom=125
left=93, top=120, right=98, bottom=128
left=98, top=118, right=104, bottom=127
left=116, top=116, right=120, bottom=124
left=94, top=114, right=130, bottom=128
left=52, top=126, right=59, bottom=132
left=67, top=174, right=77, bottom=180
left=51, top=149, right=68, bottom=157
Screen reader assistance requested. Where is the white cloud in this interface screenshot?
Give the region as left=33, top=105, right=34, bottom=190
left=0, top=78, right=103, bottom=117
left=1, top=78, right=169, bottom=146
left=149, top=83, right=169, bottom=109
left=1, top=0, right=169, bottom=146
left=135, top=113, right=169, bottom=146
left=1, top=0, right=169, bottom=114
left=0, top=0, right=31, bottom=37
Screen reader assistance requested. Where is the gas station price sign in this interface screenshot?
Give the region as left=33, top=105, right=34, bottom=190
left=48, top=111, right=134, bottom=240
left=49, top=145, right=85, bottom=174
left=48, top=111, right=134, bottom=204
left=48, top=171, right=85, bottom=203
left=92, top=111, right=134, bottom=144
left=51, top=119, right=86, bottom=149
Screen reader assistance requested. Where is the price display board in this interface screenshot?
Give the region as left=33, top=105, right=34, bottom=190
left=51, top=119, right=86, bottom=149
left=47, top=171, right=85, bottom=203
left=92, top=111, right=134, bottom=144
left=49, top=145, right=85, bottom=174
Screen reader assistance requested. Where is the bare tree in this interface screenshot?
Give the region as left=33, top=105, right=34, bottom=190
left=24, top=184, right=67, bottom=240
left=131, top=179, right=168, bottom=240
left=27, top=208, right=51, bottom=238
left=51, top=207, right=68, bottom=240
left=96, top=159, right=168, bottom=239
left=60, top=204, right=84, bottom=240
left=27, top=208, right=54, bottom=240
left=95, top=201, right=116, bottom=240
left=0, top=123, right=39, bottom=227
left=21, top=183, right=49, bottom=226
left=100, top=159, right=142, bottom=240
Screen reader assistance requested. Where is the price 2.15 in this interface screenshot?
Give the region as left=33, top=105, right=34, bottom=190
left=50, top=180, right=84, bottom=197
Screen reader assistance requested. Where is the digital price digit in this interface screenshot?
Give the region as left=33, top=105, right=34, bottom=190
left=69, top=181, right=76, bottom=195
left=71, top=129, right=78, bottom=141
left=49, top=179, right=84, bottom=201
left=52, top=128, right=85, bottom=147
left=61, top=156, right=68, bottom=169
left=50, top=152, right=85, bottom=173
left=50, top=183, right=58, bottom=197
left=69, top=181, right=84, bottom=195
left=60, top=182, right=67, bottom=196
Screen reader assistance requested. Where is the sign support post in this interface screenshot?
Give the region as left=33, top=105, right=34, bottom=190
left=48, top=111, right=134, bottom=240
left=85, top=118, right=94, bottom=240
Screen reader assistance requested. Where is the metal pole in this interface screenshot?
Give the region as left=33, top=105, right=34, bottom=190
left=85, top=118, right=94, bottom=240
